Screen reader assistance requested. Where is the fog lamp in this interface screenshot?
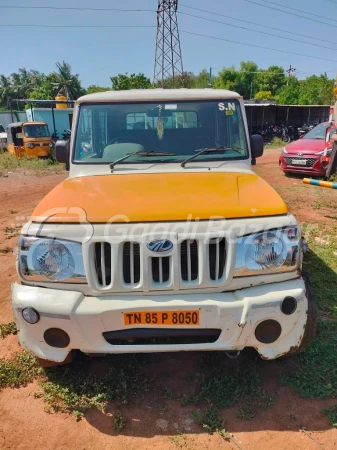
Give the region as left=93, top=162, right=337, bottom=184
left=22, top=307, right=40, bottom=324
left=281, top=296, right=297, bottom=315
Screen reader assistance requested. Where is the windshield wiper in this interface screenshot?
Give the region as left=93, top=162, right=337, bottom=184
left=109, top=150, right=176, bottom=171
left=180, top=147, right=243, bottom=168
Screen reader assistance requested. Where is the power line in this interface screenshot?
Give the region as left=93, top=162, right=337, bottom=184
left=2, top=2, right=337, bottom=46
left=178, top=11, right=337, bottom=51
left=256, top=0, right=335, bottom=22
left=180, top=30, right=337, bottom=63
left=0, top=6, right=153, bottom=12
left=1, top=22, right=337, bottom=65
left=179, top=3, right=337, bottom=45
left=0, top=24, right=156, bottom=28
left=245, top=0, right=336, bottom=28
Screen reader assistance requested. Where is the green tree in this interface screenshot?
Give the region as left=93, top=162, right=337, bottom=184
left=28, top=73, right=60, bottom=101
left=157, top=71, right=197, bottom=89
left=276, top=77, right=300, bottom=104
left=0, top=75, right=13, bottom=109
left=85, top=85, right=110, bottom=94
left=255, top=65, right=286, bottom=96
left=254, top=90, right=274, bottom=101
left=110, top=73, right=151, bottom=90
left=214, top=61, right=259, bottom=98
left=213, top=65, right=238, bottom=91
left=298, top=74, right=334, bottom=105
left=50, top=61, right=84, bottom=99
left=195, top=69, right=210, bottom=88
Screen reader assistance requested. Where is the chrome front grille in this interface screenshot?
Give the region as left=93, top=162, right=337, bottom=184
left=151, top=256, right=170, bottom=283
left=123, top=242, right=140, bottom=285
left=94, top=242, right=111, bottom=287
left=284, top=157, right=318, bottom=167
left=180, top=240, right=198, bottom=281
left=90, top=235, right=228, bottom=292
left=209, top=238, right=226, bottom=281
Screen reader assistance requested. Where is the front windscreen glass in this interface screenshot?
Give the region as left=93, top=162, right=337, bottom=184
left=0, top=125, right=5, bottom=133
left=23, top=124, right=50, bottom=138
left=303, top=123, right=328, bottom=140
left=73, top=100, right=248, bottom=164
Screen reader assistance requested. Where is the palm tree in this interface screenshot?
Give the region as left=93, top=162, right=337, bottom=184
left=51, top=61, right=82, bottom=100
left=0, top=75, right=13, bottom=109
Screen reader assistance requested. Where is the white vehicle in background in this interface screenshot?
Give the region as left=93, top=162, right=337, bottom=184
left=0, top=124, right=7, bottom=150
left=12, top=89, right=317, bottom=366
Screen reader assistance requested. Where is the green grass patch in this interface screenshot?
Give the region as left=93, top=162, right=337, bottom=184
left=39, top=354, right=152, bottom=417
left=265, top=137, right=284, bottom=149
left=0, top=352, right=42, bottom=389
left=280, top=321, right=337, bottom=398
left=0, top=321, right=17, bottom=339
left=0, top=152, right=64, bottom=176
left=303, top=225, right=337, bottom=318
left=323, top=405, right=337, bottom=427
left=191, top=407, right=223, bottom=433
left=113, top=413, right=127, bottom=430
left=182, top=353, right=274, bottom=420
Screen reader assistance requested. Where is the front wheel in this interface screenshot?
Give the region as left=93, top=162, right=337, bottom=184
left=282, top=134, right=291, bottom=144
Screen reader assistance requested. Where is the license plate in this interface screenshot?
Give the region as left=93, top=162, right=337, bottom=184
left=291, top=159, right=307, bottom=165
left=124, top=310, right=200, bottom=326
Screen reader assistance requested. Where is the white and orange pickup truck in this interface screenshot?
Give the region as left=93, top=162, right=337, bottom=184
left=12, top=89, right=316, bottom=366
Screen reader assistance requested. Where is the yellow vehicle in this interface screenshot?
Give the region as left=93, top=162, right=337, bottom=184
left=6, top=121, right=52, bottom=158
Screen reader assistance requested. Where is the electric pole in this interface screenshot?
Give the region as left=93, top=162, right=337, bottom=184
left=153, top=0, right=184, bottom=88
left=286, top=65, right=296, bottom=85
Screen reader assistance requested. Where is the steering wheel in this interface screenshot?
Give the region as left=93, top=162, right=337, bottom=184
left=108, top=137, right=139, bottom=145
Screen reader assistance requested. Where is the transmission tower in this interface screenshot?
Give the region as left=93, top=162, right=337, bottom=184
left=153, top=0, right=184, bottom=87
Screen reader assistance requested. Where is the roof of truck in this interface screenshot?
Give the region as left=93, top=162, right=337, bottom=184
left=77, top=88, right=241, bottom=104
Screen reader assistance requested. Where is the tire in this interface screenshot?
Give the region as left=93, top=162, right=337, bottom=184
left=282, top=135, right=291, bottom=144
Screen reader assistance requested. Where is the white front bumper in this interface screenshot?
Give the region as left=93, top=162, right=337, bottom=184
left=11, top=278, right=308, bottom=362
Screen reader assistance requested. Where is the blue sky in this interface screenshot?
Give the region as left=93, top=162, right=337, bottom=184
left=1, top=0, right=336, bottom=87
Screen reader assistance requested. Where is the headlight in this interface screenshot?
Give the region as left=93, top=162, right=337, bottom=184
left=18, top=236, right=86, bottom=283
left=234, top=227, right=301, bottom=277
left=26, top=143, right=34, bottom=149
left=315, top=149, right=332, bottom=156
left=282, top=147, right=288, bottom=154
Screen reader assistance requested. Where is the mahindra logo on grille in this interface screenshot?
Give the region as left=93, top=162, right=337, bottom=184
left=297, top=152, right=303, bottom=157
left=147, top=239, right=173, bottom=252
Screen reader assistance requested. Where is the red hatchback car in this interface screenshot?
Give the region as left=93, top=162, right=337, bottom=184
left=279, top=122, right=336, bottom=177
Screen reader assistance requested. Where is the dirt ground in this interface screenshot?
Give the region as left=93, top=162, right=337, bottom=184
left=0, top=149, right=336, bottom=450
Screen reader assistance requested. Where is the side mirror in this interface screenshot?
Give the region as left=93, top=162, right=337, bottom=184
left=299, top=134, right=304, bottom=139
left=55, top=140, right=70, bottom=171
left=250, top=134, right=264, bottom=165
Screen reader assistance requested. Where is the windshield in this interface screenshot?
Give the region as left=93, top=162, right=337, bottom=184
left=73, top=100, right=248, bottom=164
left=23, top=124, right=50, bottom=138
left=303, top=123, right=330, bottom=140
left=0, top=125, right=4, bottom=133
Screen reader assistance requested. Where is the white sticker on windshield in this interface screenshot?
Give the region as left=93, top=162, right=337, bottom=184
left=165, top=104, right=177, bottom=110
left=218, top=102, right=236, bottom=112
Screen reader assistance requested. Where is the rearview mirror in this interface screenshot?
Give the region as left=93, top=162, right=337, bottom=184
left=250, top=134, right=264, bottom=165
left=55, top=140, right=70, bottom=170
